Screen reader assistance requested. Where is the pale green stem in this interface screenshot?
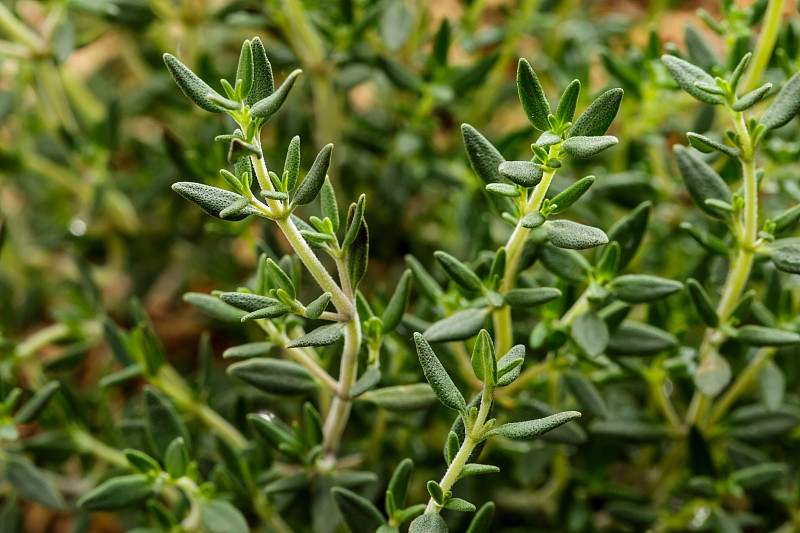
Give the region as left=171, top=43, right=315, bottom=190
left=451, top=341, right=483, bottom=391
left=0, top=3, right=45, bottom=51
left=68, top=426, right=128, bottom=467
left=555, top=290, right=590, bottom=328
left=645, top=369, right=682, bottom=432
left=321, top=316, right=361, bottom=461
left=743, top=0, right=786, bottom=92
left=425, top=385, right=494, bottom=515
left=706, top=347, right=774, bottom=428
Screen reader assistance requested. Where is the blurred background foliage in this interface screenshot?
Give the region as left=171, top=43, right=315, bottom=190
left=3, top=0, right=800, bottom=531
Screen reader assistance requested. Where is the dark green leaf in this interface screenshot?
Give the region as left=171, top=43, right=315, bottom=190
left=228, top=358, right=318, bottom=394
left=761, top=69, right=800, bottom=130
left=357, top=384, right=437, bottom=412
left=332, top=487, right=385, bottom=533
left=465, top=502, right=495, bottom=533
left=539, top=244, right=591, bottom=283
left=546, top=220, right=609, bottom=249
left=686, top=132, right=739, bottom=158
left=350, top=367, right=381, bottom=397
left=589, top=419, right=667, bottom=442
left=414, top=333, right=466, bottom=413
left=78, top=474, right=153, bottom=511
left=571, top=310, right=609, bottom=357
left=244, top=37, right=275, bottom=107
left=284, top=136, right=301, bottom=191
left=498, top=161, right=543, bottom=187
left=382, top=270, right=412, bottom=332
left=607, top=201, right=651, bottom=269
left=405, top=255, right=444, bottom=304
left=735, top=325, right=800, bottom=346
left=458, top=464, right=500, bottom=479
left=219, top=292, right=282, bottom=312
left=434, top=251, right=483, bottom=292
left=503, top=287, right=561, bottom=308
left=687, top=279, right=718, bottom=327
left=267, top=258, right=296, bottom=299
left=569, top=88, right=623, bottom=137
left=517, top=58, right=551, bottom=131
left=293, top=143, right=333, bottom=205
left=345, top=217, right=369, bottom=290
left=732, top=82, right=772, bottom=111
left=661, top=55, right=723, bottom=105
left=759, top=360, right=785, bottom=411
left=685, top=23, right=719, bottom=72
left=607, top=321, right=677, bottom=355
left=287, top=324, right=344, bottom=348
left=235, top=40, right=254, bottom=99
left=770, top=244, right=800, bottom=274
left=14, top=381, right=60, bottom=424
left=520, top=211, right=546, bottom=228
left=305, top=292, right=332, bottom=319
left=731, top=462, right=788, bottom=490
left=172, top=182, right=256, bottom=220
left=444, top=498, right=475, bottom=512
left=674, top=145, right=731, bottom=218
left=485, top=183, right=520, bottom=197
left=608, top=274, right=682, bottom=303
left=564, top=372, right=608, bottom=418
left=549, top=176, right=595, bottom=213
left=470, top=330, right=497, bottom=386
left=6, top=455, right=65, bottom=510
left=388, top=458, right=414, bottom=509
left=250, top=69, right=301, bottom=120
left=144, top=387, right=190, bottom=458
left=124, top=449, right=161, bottom=476
left=164, top=437, right=189, bottom=478
left=163, top=53, right=227, bottom=113
left=556, top=79, right=581, bottom=125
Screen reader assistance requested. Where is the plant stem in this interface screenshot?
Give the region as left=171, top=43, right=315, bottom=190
left=68, top=426, right=128, bottom=467
left=321, top=316, right=361, bottom=461
left=743, top=0, right=786, bottom=92
left=0, top=3, right=45, bottom=51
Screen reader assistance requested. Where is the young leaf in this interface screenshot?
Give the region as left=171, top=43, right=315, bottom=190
left=470, top=330, right=497, bottom=386
left=556, top=79, right=581, bottom=125
left=445, top=431, right=460, bottom=464
left=496, top=345, right=525, bottom=387
left=459, top=464, right=501, bottom=479
left=488, top=411, right=581, bottom=440
left=503, top=287, right=561, bottom=308
left=284, top=135, right=301, bottom=191
left=517, top=58, right=551, bottom=131
left=343, top=195, right=366, bottom=247
left=250, top=69, right=302, bottom=120
left=498, top=161, right=543, bottom=187
left=357, top=384, right=438, bottom=412
left=520, top=212, right=546, bottom=228
left=485, top=183, right=520, bottom=197
left=444, top=498, right=476, bottom=512
left=426, top=480, right=444, bottom=504
left=305, top=292, right=332, bottom=319
left=434, top=251, right=483, bottom=292
left=673, top=145, right=731, bottom=218
left=571, top=310, right=609, bottom=357
left=266, top=258, right=296, bottom=299
left=287, top=324, right=344, bottom=348
left=293, top=143, right=333, bottom=206
left=163, top=54, right=228, bottom=113
left=423, top=308, right=488, bottom=343
left=124, top=449, right=162, bottom=476
left=414, top=333, right=467, bottom=413
left=760, top=70, right=800, bottom=130
left=228, top=359, right=319, bottom=394
left=78, top=474, right=154, bottom=511
left=382, top=270, right=412, bottom=332
left=244, top=37, right=275, bottom=107
left=561, top=136, right=618, bottom=158
left=569, top=88, right=623, bottom=137
left=345, top=217, right=369, bottom=290
left=546, top=220, right=609, bottom=250
left=732, top=82, right=772, bottom=111
left=548, top=176, right=595, bottom=213
left=607, top=275, right=683, bottom=303
left=320, top=177, right=340, bottom=231
left=686, top=278, right=719, bottom=327
left=686, top=132, right=739, bottom=158
left=172, top=183, right=256, bottom=220
left=661, top=55, right=723, bottom=105
left=235, top=40, right=254, bottom=99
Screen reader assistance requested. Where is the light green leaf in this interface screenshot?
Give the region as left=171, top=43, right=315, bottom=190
left=6, top=455, right=66, bottom=510
left=686, top=132, right=739, bottom=158
left=735, top=325, right=800, bottom=346
left=496, top=345, right=525, bottom=387
left=434, top=251, right=483, bottom=292
left=732, top=82, right=772, bottom=111
left=78, top=474, right=153, bottom=511
left=770, top=244, right=800, bottom=274
left=357, top=384, right=437, bottom=412
left=444, top=498, right=476, bottom=512
left=607, top=321, right=677, bottom=356
left=470, top=330, right=497, bottom=386
left=571, top=310, right=609, bottom=357
left=694, top=351, right=731, bottom=397
left=548, top=176, right=595, bottom=213
left=183, top=293, right=246, bottom=322
left=199, top=500, right=249, bottom=533
left=235, top=40, right=254, bottom=99
left=458, top=464, right=500, bottom=479
left=546, top=220, right=609, bottom=250
left=409, top=513, right=448, bottom=533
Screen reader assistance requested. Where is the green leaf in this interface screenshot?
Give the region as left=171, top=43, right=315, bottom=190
left=405, top=255, right=444, bottom=304
left=731, top=462, right=788, bottom=490
left=350, top=367, right=381, bottom=398
left=382, top=270, right=412, bottom=332
left=343, top=195, right=366, bottom=247
left=465, top=502, right=495, bottom=533
left=564, top=372, right=609, bottom=419
left=345, top=216, right=369, bottom=291
left=124, top=449, right=162, bottom=476
left=607, top=201, right=651, bottom=269
left=496, top=345, right=525, bottom=387
left=235, top=40, right=254, bottom=99
left=228, top=358, right=318, bottom=394
left=539, top=244, right=590, bottom=283
left=320, top=177, right=340, bottom=232
left=571, top=310, right=609, bottom=357
left=409, top=513, right=448, bottom=533
left=332, top=487, right=385, bottom=533
left=569, top=88, right=623, bottom=137
left=444, top=498, right=476, bottom=512
left=759, top=360, right=785, bottom=411
left=172, top=182, right=256, bottom=220
left=164, top=437, right=189, bottom=478
left=219, top=196, right=251, bottom=219
left=458, top=464, right=500, bottom=479
left=732, top=82, right=772, bottom=111
left=444, top=431, right=459, bottom=464
left=546, top=220, right=609, bottom=250
left=608, top=274, right=683, bottom=303
left=209, top=93, right=241, bottom=111
left=535, top=131, right=562, bottom=147
left=561, top=136, right=618, bottom=158
left=244, top=37, right=275, bottom=107
left=498, top=161, right=543, bottom=187
left=287, top=324, right=344, bottom=348
left=293, top=143, right=333, bottom=206
left=488, top=411, right=582, bottom=439
left=461, top=124, right=514, bottom=213
left=520, top=211, right=546, bottom=228
left=673, top=145, right=731, bottom=218
left=163, top=53, right=228, bottom=113
left=503, top=287, right=561, bottom=308
left=548, top=176, right=595, bottom=213
left=606, top=321, right=677, bottom=356
left=485, top=183, right=520, bottom=197
left=414, top=333, right=466, bottom=413
left=219, top=292, right=282, bottom=312
left=250, top=69, right=302, bottom=120
left=423, top=308, right=488, bottom=343
left=770, top=244, right=800, bottom=274
left=735, top=325, right=800, bottom=346
left=694, top=351, right=731, bottom=397
left=684, top=23, right=719, bottom=72
left=305, top=292, right=332, bottom=319
left=595, top=241, right=620, bottom=281
left=588, top=419, right=667, bottom=442
left=357, top=384, right=437, bottom=412
left=517, top=58, right=551, bottom=131
left=686, top=132, right=739, bottom=158
left=760, top=69, right=800, bottom=130
left=434, top=251, right=483, bottom=292
left=283, top=136, right=301, bottom=192
left=470, top=330, right=497, bottom=386
left=661, top=55, right=723, bottom=105
left=248, top=413, right=298, bottom=451
left=556, top=79, right=581, bottom=125
left=199, top=500, right=249, bottom=533
left=426, top=480, right=444, bottom=504
left=78, top=474, right=153, bottom=511
left=144, top=387, right=190, bottom=459
left=267, top=259, right=296, bottom=299
left=679, top=222, right=729, bottom=255
left=729, top=52, right=752, bottom=91
left=14, top=381, right=60, bottom=424
left=687, top=278, right=719, bottom=327
left=379, top=1, right=412, bottom=51
left=772, top=204, right=800, bottom=233
left=6, top=455, right=65, bottom=510
left=388, top=458, right=414, bottom=509
left=240, top=304, right=292, bottom=321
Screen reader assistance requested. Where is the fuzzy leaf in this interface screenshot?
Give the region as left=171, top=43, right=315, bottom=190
left=228, top=359, right=318, bottom=395
left=607, top=321, right=677, bottom=355
left=219, top=292, right=282, bottom=313
left=235, top=40, right=254, bottom=99
left=183, top=293, right=246, bottom=322
left=735, top=325, right=800, bottom=346
left=345, top=217, right=369, bottom=290
left=434, top=251, right=483, bottom=292
left=287, top=324, right=344, bottom=348
left=244, top=37, right=275, bottom=106
left=732, top=82, right=772, bottom=111
left=556, top=79, right=581, bottom=125
left=546, top=220, right=608, bottom=250
left=250, top=69, right=301, bottom=120
left=548, top=176, right=595, bottom=214
left=761, top=69, right=800, bottom=130
left=517, top=58, right=551, bottom=131
left=163, top=53, right=227, bottom=113
left=444, top=498, right=476, bottom=512
left=409, top=513, right=448, bottom=533
left=144, top=387, right=190, bottom=458
left=357, top=384, right=437, bottom=412
left=78, top=474, right=153, bottom=511
left=661, top=55, right=723, bottom=105
left=673, top=145, right=731, bottom=218
left=485, top=183, right=520, bottom=197
left=496, top=345, right=525, bottom=387
left=423, top=308, right=488, bottom=343
left=686, top=132, right=739, bottom=158
left=388, top=458, right=414, bottom=509
left=458, top=464, right=500, bottom=479
left=607, top=201, right=651, bottom=269
left=172, top=182, right=257, bottom=221
left=561, top=136, right=618, bottom=158
left=465, top=502, right=495, bottom=533
left=488, top=411, right=582, bottom=440
left=770, top=244, right=800, bottom=274
left=293, top=143, right=333, bottom=205
left=498, top=161, right=543, bottom=187
left=520, top=212, right=546, bottom=228
left=564, top=372, right=609, bottom=418
left=539, top=244, right=591, bottom=283
left=569, top=88, right=623, bottom=137
left=470, top=330, right=497, bottom=386
left=414, top=333, right=466, bottom=413
left=503, top=287, right=561, bottom=308
left=608, top=274, right=682, bottom=303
